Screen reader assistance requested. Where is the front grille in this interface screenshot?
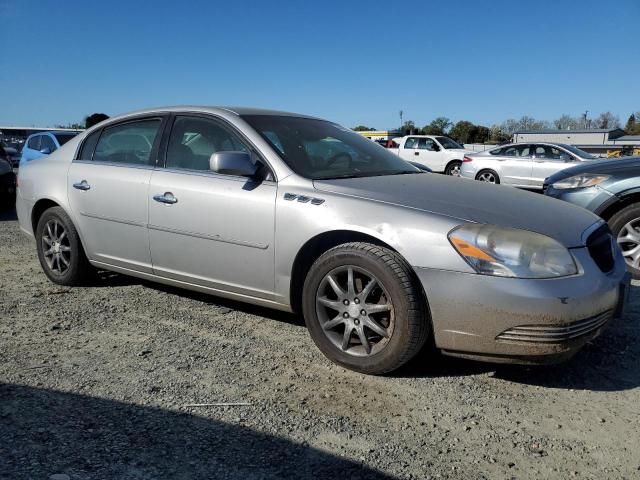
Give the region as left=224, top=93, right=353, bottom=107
left=496, top=310, right=612, bottom=343
left=587, top=224, right=615, bottom=273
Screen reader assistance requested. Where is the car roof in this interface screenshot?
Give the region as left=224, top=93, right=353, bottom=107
left=108, top=105, right=323, bottom=121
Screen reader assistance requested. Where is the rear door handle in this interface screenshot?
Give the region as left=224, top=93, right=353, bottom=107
left=73, top=180, right=91, bottom=191
left=414, top=151, right=419, bottom=156
left=153, top=192, right=178, bottom=204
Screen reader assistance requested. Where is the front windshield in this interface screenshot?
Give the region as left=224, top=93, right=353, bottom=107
left=558, top=144, right=596, bottom=159
left=241, top=115, right=420, bottom=179
left=435, top=136, right=463, bottom=149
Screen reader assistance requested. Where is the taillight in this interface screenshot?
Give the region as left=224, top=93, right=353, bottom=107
left=463, top=156, right=473, bottom=162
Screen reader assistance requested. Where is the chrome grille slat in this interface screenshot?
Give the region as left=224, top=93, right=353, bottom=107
left=496, top=310, right=612, bottom=344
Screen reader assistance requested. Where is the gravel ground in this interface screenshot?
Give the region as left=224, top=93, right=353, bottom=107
left=1, top=207, right=639, bottom=479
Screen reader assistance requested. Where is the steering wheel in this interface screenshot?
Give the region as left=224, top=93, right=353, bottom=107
left=326, top=152, right=353, bottom=169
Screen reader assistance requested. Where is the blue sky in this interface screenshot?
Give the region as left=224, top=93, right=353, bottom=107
left=1, top=0, right=637, bottom=129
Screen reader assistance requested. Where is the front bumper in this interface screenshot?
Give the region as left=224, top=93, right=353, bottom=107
left=416, top=247, right=628, bottom=364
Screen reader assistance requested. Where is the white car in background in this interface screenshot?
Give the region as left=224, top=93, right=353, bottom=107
left=388, top=135, right=475, bottom=175
left=460, top=142, right=597, bottom=189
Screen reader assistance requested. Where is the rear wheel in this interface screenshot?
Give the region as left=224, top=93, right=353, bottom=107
left=302, top=242, right=429, bottom=374
left=476, top=169, right=500, bottom=184
left=445, top=160, right=462, bottom=177
left=608, top=203, right=640, bottom=278
left=35, top=206, right=94, bottom=286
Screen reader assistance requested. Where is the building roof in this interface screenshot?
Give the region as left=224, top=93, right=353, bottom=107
left=615, top=135, right=640, bottom=141
left=515, top=128, right=623, bottom=134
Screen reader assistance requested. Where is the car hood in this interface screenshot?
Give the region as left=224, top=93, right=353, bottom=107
left=546, top=156, right=640, bottom=184
left=447, top=148, right=475, bottom=155
left=314, top=174, right=601, bottom=247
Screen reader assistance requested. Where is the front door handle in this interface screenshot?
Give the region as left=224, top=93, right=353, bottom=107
left=73, top=180, right=91, bottom=191
left=414, top=151, right=419, bottom=156
left=153, top=192, right=178, bottom=204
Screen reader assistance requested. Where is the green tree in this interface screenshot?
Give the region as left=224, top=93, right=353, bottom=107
left=625, top=113, right=640, bottom=135
left=402, top=120, right=417, bottom=135
left=422, top=117, right=452, bottom=135
left=85, top=113, right=110, bottom=129
left=353, top=125, right=376, bottom=131
left=449, top=121, right=475, bottom=143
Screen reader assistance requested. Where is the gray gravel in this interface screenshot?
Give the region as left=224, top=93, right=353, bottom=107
left=1, top=207, right=639, bottom=479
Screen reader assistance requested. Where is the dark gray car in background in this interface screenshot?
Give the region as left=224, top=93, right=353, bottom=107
left=545, top=157, right=640, bottom=278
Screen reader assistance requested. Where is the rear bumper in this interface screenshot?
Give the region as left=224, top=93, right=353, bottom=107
left=415, top=247, right=627, bottom=364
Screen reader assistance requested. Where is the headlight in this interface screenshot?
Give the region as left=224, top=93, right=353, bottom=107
left=551, top=173, right=609, bottom=190
left=448, top=224, right=577, bottom=278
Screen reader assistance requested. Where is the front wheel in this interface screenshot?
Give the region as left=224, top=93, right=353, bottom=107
left=608, top=203, right=640, bottom=279
left=445, top=160, right=462, bottom=177
left=35, top=206, right=94, bottom=286
left=302, top=242, right=429, bottom=374
left=476, top=169, right=500, bottom=184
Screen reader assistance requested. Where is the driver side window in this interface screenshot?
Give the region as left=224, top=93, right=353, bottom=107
left=417, top=138, right=437, bottom=151
left=165, top=116, right=249, bottom=172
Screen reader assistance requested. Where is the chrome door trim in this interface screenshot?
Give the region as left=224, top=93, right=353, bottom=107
left=161, top=166, right=277, bottom=186
left=72, top=160, right=157, bottom=170
left=147, top=223, right=269, bottom=250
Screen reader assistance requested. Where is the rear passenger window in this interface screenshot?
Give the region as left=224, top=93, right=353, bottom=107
left=165, top=116, right=248, bottom=171
left=28, top=135, right=41, bottom=150
left=93, top=119, right=161, bottom=165
left=78, top=130, right=101, bottom=160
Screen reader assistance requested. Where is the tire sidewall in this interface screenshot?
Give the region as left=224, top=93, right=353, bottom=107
left=446, top=160, right=462, bottom=176
left=302, top=248, right=418, bottom=373
left=476, top=169, right=500, bottom=184
left=608, top=203, right=640, bottom=278
left=35, top=207, right=85, bottom=285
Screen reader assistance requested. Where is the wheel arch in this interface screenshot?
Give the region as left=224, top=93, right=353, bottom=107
left=31, top=198, right=62, bottom=234
left=598, top=192, right=640, bottom=222
left=289, top=229, right=421, bottom=314
left=445, top=159, right=463, bottom=174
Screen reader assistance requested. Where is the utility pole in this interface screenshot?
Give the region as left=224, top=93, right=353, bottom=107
left=399, top=110, right=403, bottom=132
left=582, top=110, right=589, bottom=129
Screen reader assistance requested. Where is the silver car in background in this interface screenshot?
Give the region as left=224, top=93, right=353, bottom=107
left=460, top=142, right=597, bottom=189
left=16, top=107, right=628, bottom=374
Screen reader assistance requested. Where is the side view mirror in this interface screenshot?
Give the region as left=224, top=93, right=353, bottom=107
left=39, top=147, right=52, bottom=154
left=559, top=153, right=571, bottom=162
left=432, top=144, right=440, bottom=152
left=209, top=151, right=258, bottom=177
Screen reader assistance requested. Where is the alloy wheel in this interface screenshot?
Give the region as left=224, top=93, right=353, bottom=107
left=315, top=265, right=395, bottom=357
left=478, top=172, right=496, bottom=183
left=617, top=218, right=640, bottom=269
left=42, top=219, right=72, bottom=275
left=449, top=164, right=462, bottom=177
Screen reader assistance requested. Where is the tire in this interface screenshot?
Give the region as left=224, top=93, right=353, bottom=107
left=608, top=203, right=640, bottom=279
left=476, top=169, right=500, bottom=184
left=302, top=242, right=429, bottom=374
left=35, top=206, right=94, bottom=286
left=445, top=160, right=462, bottom=177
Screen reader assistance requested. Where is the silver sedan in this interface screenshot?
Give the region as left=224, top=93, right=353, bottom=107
left=16, top=107, right=628, bottom=374
left=460, top=142, right=597, bottom=189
